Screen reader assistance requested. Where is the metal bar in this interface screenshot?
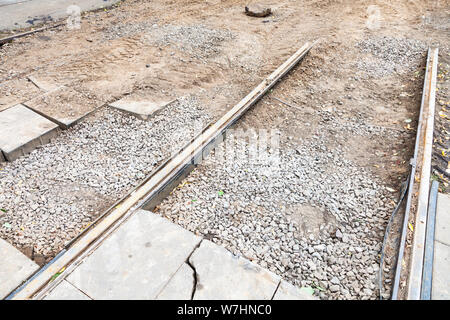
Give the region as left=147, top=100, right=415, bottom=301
left=421, top=180, right=439, bottom=300
left=392, top=47, right=439, bottom=299
left=407, top=47, right=438, bottom=300
left=9, top=41, right=316, bottom=300
left=0, top=23, right=64, bottom=45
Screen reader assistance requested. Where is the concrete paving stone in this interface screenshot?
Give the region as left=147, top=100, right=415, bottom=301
left=24, top=86, right=102, bottom=129
left=0, top=238, right=39, bottom=299
left=432, top=241, right=450, bottom=299
left=156, top=263, right=194, bottom=300
left=273, top=280, right=316, bottom=300
left=66, top=210, right=201, bottom=299
left=43, top=280, right=91, bottom=300
left=110, top=98, right=175, bottom=120
left=27, top=76, right=62, bottom=92
left=0, top=78, right=43, bottom=112
left=0, top=104, right=59, bottom=161
left=189, top=240, right=281, bottom=300
left=435, top=193, right=450, bottom=246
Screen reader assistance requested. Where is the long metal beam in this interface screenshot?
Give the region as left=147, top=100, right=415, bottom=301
left=8, top=40, right=316, bottom=299
left=407, top=47, right=439, bottom=300
left=391, top=47, right=439, bottom=300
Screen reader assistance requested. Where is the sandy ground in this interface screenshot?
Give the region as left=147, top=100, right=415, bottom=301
left=0, top=0, right=449, bottom=299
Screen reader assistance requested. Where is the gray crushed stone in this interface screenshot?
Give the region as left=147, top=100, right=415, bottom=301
left=0, top=96, right=211, bottom=261
left=157, top=108, right=399, bottom=300
left=356, top=36, right=427, bottom=78
left=144, top=24, right=234, bottom=59
left=103, top=21, right=234, bottom=60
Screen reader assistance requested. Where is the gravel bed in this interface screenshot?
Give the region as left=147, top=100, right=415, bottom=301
left=104, top=21, right=234, bottom=60
left=0, top=96, right=211, bottom=263
left=157, top=108, right=399, bottom=300
left=356, top=36, right=427, bottom=78
left=144, top=24, right=234, bottom=60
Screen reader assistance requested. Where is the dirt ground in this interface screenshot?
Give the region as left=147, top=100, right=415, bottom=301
left=0, top=0, right=448, bottom=299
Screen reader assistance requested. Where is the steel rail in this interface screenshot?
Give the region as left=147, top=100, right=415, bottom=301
left=407, top=47, right=438, bottom=300
left=0, top=23, right=64, bottom=45
left=391, top=47, right=439, bottom=300
left=8, top=40, right=316, bottom=300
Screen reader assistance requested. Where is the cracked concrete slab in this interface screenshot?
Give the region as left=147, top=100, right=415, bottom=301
left=0, top=104, right=59, bottom=161
left=273, top=280, right=316, bottom=300
left=65, top=210, right=201, bottom=299
left=0, top=238, right=39, bottom=299
left=43, top=280, right=91, bottom=300
left=156, top=263, right=195, bottom=300
left=109, top=98, right=175, bottom=120
left=189, top=240, right=280, bottom=300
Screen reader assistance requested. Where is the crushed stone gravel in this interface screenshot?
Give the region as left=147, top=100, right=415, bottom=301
left=356, top=36, right=427, bottom=78
left=0, top=95, right=211, bottom=263
left=104, top=21, right=234, bottom=60
left=157, top=105, right=401, bottom=300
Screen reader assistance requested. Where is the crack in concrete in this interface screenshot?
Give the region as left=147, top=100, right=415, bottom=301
left=270, top=280, right=281, bottom=300
left=185, top=239, right=203, bottom=300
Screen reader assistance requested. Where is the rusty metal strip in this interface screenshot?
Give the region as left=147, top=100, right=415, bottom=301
left=8, top=40, right=316, bottom=300
left=391, top=47, right=439, bottom=300
left=0, top=23, right=64, bottom=45
left=407, top=47, right=439, bottom=300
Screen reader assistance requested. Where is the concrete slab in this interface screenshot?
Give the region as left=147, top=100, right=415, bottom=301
left=0, top=78, right=43, bottom=112
left=273, top=280, right=316, bottom=300
left=156, top=263, right=194, bottom=300
left=43, top=280, right=91, bottom=300
left=0, top=0, right=120, bottom=31
left=0, top=104, right=59, bottom=161
left=190, top=240, right=280, bottom=300
left=109, top=98, right=175, bottom=120
left=27, top=76, right=61, bottom=92
left=432, top=241, right=450, bottom=299
left=66, top=210, right=201, bottom=299
left=0, top=150, right=5, bottom=162
left=24, top=86, right=102, bottom=129
left=0, top=238, right=39, bottom=299
left=435, top=193, right=450, bottom=246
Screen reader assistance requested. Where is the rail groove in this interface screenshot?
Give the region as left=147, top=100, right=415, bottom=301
left=391, top=47, right=439, bottom=300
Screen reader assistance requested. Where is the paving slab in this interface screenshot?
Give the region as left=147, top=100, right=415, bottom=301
left=65, top=210, right=201, bottom=299
left=156, top=263, right=195, bottom=300
left=0, top=238, right=39, bottom=299
left=43, top=280, right=91, bottom=300
left=273, top=280, right=316, bottom=300
left=23, top=86, right=102, bottom=129
left=435, top=193, right=450, bottom=246
left=27, top=76, right=62, bottom=92
left=109, top=98, right=175, bottom=120
left=190, top=240, right=280, bottom=300
left=432, top=241, right=450, bottom=299
left=0, top=104, right=59, bottom=161
left=0, top=78, right=43, bottom=112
